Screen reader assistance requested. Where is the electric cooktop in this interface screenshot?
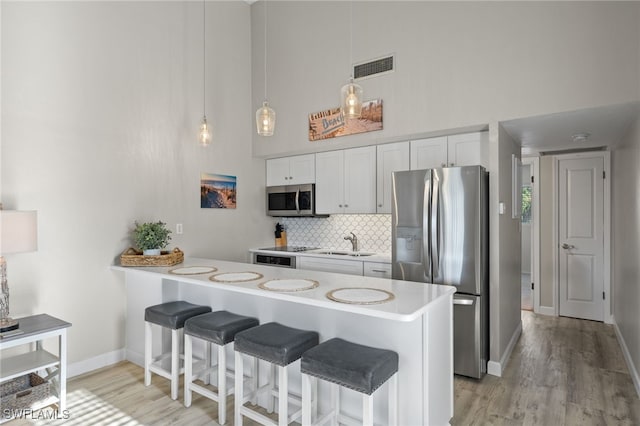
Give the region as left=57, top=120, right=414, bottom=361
left=258, top=246, right=319, bottom=253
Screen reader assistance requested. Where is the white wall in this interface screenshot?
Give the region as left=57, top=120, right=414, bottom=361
left=490, top=125, right=522, bottom=366
left=612, top=114, right=640, bottom=391
left=1, top=1, right=272, bottom=366
left=251, top=1, right=640, bottom=159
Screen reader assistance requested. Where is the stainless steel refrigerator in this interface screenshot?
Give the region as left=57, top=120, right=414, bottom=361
left=392, top=166, right=489, bottom=378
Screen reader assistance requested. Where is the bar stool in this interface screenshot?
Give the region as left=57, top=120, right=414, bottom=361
left=144, top=301, right=211, bottom=400
left=234, top=322, right=319, bottom=426
left=183, top=310, right=259, bottom=425
left=300, top=338, right=398, bottom=426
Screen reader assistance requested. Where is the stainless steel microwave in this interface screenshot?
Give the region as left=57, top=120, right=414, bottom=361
left=266, top=184, right=316, bottom=217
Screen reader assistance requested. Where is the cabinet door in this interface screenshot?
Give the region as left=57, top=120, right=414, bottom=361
left=266, top=157, right=291, bottom=186
left=298, top=256, right=363, bottom=276
left=315, top=150, right=344, bottom=214
left=344, top=146, right=377, bottom=214
left=377, top=142, right=410, bottom=213
left=363, top=261, right=392, bottom=278
left=289, top=154, right=316, bottom=184
left=447, top=132, right=489, bottom=168
left=410, top=136, right=448, bottom=170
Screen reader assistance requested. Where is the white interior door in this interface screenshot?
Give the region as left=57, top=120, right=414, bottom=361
left=558, top=156, right=604, bottom=321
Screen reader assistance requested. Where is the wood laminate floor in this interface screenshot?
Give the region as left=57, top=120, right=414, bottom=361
left=8, top=311, right=640, bottom=425
left=453, top=311, right=640, bottom=426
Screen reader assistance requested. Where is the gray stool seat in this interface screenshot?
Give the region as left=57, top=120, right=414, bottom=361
left=235, top=322, right=319, bottom=366
left=145, top=301, right=211, bottom=329
left=301, top=338, right=398, bottom=395
left=234, top=322, right=320, bottom=426
left=184, top=310, right=259, bottom=345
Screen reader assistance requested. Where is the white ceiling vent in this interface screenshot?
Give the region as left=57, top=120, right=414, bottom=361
left=354, top=54, right=394, bottom=80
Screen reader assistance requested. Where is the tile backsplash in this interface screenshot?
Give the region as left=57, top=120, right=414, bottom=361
left=281, top=214, right=391, bottom=254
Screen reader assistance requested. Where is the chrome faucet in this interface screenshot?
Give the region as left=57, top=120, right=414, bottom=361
left=344, top=232, right=359, bottom=252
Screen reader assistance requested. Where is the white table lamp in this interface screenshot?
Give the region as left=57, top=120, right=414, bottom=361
left=0, top=210, right=38, bottom=332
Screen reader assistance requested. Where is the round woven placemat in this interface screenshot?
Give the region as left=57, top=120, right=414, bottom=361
left=209, top=271, right=264, bottom=283
left=168, top=266, right=218, bottom=275
left=258, top=278, right=319, bottom=292
left=326, top=287, right=395, bottom=305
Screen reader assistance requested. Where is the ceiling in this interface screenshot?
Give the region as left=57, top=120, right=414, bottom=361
left=501, top=101, right=640, bottom=155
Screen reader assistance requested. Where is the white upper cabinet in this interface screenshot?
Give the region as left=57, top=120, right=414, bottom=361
left=447, top=132, right=489, bottom=168
left=410, top=136, right=448, bottom=170
left=316, top=146, right=376, bottom=214
left=376, top=142, right=410, bottom=213
left=410, top=132, right=489, bottom=170
left=315, top=150, right=344, bottom=214
left=266, top=154, right=315, bottom=186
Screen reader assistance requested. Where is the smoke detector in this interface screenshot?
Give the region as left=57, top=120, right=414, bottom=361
left=571, top=133, right=591, bottom=143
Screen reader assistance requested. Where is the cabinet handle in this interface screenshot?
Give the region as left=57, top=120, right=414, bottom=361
left=289, top=176, right=293, bottom=179
left=371, top=269, right=387, bottom=273
left=441, top=163, right=446, bottom=167
left=378, top=204, right=383, bottom=207
left=450, top=163, right=454, bottom=166
left=285, top=176, right=289, bottom=180
left=339, top=204, right=343, bottom=208
left=344, top=204, right=349, bottom=208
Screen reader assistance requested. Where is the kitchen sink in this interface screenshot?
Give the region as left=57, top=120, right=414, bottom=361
left=316, top=250, right=375, bottom=257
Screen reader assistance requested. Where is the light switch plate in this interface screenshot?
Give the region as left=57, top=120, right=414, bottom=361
left=499, top=202, right=505, bottom=215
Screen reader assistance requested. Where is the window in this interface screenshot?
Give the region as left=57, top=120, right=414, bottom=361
left=521, top=185, right=532, bottom=223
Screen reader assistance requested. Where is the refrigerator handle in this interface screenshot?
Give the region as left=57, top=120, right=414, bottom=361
left=431, top=174, right=440, bottom=282
left=423, top=172, right=432, bottom=282
left=295, top=188, right=300, bottom=213
left=453, top=298, right=474, bottom=306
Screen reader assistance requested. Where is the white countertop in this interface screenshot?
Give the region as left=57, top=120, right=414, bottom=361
left=249, top=247, right=392, bottom=264
left=112, top=257, right=453, bottom=322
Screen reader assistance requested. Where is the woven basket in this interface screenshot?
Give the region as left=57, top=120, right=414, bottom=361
left=120, top=247, right=184, bottom=267
left=0, top=374, right=51, bottom=411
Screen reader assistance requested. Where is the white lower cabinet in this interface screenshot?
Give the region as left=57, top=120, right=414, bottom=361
left=363, top=261, right=392, bottom=279
left=298, top=256, right=364, bottom=276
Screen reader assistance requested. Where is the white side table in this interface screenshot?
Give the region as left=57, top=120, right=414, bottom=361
left=0, top=314, right=71, bottom=421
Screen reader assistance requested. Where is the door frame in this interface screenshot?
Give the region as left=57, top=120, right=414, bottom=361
left=522, top=157, right=540, bottom=313
left=552, top=151, right=611, bottom=323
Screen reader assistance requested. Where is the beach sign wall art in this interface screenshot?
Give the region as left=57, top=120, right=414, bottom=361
left=308, top=99, right=383, bottom=141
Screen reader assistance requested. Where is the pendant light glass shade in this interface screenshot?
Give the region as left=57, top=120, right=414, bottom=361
left=257, top=0, right=275, bottom=137
left=340, top=78, right=363, bottom=120
left=256, top=101, right=276, bottom=136
left=198, top=116, right=211, bottom=147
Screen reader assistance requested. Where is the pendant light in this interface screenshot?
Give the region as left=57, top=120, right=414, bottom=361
left=256, top=0, right=276, bottom=136
left=340, top=1, right=362, bottom=120
left=198, top=0, right=211, bottom=147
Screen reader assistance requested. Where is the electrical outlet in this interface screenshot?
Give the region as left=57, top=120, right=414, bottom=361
left=176, top=223, right=183, bottom=235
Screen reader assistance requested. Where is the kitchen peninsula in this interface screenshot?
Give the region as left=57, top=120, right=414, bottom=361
left=112, top=258, right=454, bottom=425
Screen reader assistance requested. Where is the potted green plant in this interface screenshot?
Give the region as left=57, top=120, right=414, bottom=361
left=133, top=221, right=172, bottom=256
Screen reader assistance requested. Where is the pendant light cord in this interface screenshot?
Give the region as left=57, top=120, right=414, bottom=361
left=264, top=0, right=268, bottom=101
left=349, top=1, right=353, bottom=79
left=203, top=0, right=206, bottom=116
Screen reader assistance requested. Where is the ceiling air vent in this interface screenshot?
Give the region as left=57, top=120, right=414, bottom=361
left=354, top=55, right=394, bottom=80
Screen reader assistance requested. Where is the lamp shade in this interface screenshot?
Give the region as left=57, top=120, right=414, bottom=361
left=0, top=210, right=38, bottom=255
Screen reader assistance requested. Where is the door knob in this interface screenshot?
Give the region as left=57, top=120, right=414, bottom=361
left=561, top=243, right=575, bottom=250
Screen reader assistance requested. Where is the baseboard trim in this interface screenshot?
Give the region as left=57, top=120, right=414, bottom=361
left=613, top=318, right=640, bottom=398
left=68, top=349, right=125, bottom=378
left=487, top=320, right=523, bottom=377
left=126, top=349, right=144, bottom=368
left=536, top=306, right=556, bottom=316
